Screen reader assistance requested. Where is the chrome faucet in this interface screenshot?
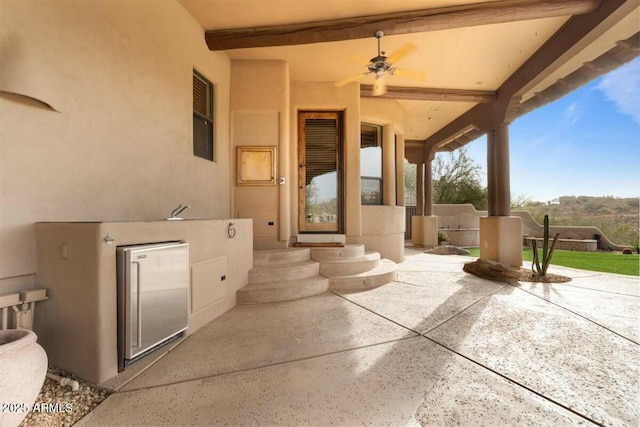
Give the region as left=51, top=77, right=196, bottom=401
left=170, top=204, right=190, bottom=218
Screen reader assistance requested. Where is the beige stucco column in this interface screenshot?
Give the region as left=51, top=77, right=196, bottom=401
left=279, top=68, right=291, bottom=242
left=411, top=159, right=437, bottom=248
left=420, top=159, right=438, bottom=248
left=411, top=162, right=425, bottom=245
left=481, top=125, right=522, bottom=266
left=424, top=159, right=433, bottom=216
left=416, top=163, right=424, bottom=216
left=383, top=125, right=396, bottom=206
left=395, top=135, right=405, bottom=206
left=487, top=125, right=511, bottom=216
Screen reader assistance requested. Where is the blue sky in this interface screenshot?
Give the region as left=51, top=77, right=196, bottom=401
left=461, top=57, right=640, bottom=203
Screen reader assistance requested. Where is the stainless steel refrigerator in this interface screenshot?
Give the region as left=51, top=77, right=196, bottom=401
left=116, top=242, right=189, bottom=369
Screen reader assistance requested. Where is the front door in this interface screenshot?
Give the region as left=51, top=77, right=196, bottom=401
left=298, top=111, right=343, bottom=233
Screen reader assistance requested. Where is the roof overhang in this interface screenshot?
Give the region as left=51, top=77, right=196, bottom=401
left=178, top=0, right=639, bottom=162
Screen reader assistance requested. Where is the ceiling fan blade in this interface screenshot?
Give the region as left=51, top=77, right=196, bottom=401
left=372, top=76, right=387, bottom=96
left=334, top=73, right=367, bottom=87
left=348, top=54, right=371, bottom=66
left=386, top=43, right=417, bottom=64
left=394, top=67, right=427, bottom=81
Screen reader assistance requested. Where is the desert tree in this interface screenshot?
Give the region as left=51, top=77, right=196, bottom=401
left=432, top=148, right=487, bottom=210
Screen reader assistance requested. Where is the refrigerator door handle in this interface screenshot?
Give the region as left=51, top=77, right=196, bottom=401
left=132, top=261, right=142, bottom=348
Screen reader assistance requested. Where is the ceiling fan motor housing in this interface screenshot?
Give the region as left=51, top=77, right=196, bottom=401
left=334, top=29, right=418, bottom=91
left=369, top=59, right=394, bottom=77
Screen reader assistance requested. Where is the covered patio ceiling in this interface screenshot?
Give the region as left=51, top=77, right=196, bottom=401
left=178, top=0, right=639, bottom=158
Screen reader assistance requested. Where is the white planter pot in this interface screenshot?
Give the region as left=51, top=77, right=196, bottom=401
left=0, top=329, right=47, bottom=427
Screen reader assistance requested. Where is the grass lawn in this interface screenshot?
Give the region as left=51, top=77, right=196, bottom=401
left=464, top=248, right=639, bottom=276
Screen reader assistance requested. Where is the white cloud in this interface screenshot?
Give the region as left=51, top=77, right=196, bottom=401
left=597, top=58, right=640, bottom=124
left=563, top=101, right=582, bottom=126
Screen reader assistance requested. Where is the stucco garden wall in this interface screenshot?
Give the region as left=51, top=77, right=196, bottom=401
left=431, top=204, right=626, bottom=250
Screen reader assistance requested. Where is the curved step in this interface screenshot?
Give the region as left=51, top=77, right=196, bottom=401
left=248, top=260, right=319, bottom=284
left=253, top=248, right=310, bottom=266
left=296, top=234, right=345, bottom=245
left=310, top=244, right=365, bottom=261
left=237, top=275, right=330, bottom=304
left=319, top=252, right=380, bottom=277
left=329, top=259, right=397, bottom=292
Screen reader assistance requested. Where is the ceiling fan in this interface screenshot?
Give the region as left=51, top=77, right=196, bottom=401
left=335, top=31, right=425, bottom=96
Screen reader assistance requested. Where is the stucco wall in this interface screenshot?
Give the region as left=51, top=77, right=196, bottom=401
left=290, top=81, right=361, bottom=237
left=231, top=60, right=290, bottom=249
left=358, top=98, right=406, bottom=261
left=360, top=97, right=405, bottom=135
left=0, top=0, right=231, bottom=293
left=35, top=219, right=252, bottom=384
left=359, top=206, right=405, bottom=262
left=513, top=211, right=627, bottom=250
left=434, top=204, right=486, bottom=229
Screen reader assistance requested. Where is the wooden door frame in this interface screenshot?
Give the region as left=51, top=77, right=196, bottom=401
left=297, top=110, right=344, bottom=233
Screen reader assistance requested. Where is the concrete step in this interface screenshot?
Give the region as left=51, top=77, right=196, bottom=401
left=296, top=234, right=346, bottom=244
left=319, top=252, right=380, bottom=277
left=329, top=259, right=398, bottom=292
left=253, top=248, right=311, bottom=266
left=310, top=244, right=365, bottom=262
left=249, top=260, right=319, bottom=284
left=237, top=275, right=330, bottom=304
left=241, top=246, right=391, bottom=305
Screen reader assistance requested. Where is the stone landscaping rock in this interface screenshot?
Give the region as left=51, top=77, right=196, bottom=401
left=463, top=258, right=571, bottom=284
left=463, top=258, right=521, bottom=282
left=19, top=367, right=109, bottom=427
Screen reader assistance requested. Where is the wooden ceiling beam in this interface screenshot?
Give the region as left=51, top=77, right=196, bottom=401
left=516, top=30, right=640, bottom=118
left=205, top=0, right=600, bottom=50
left=361, top=85, right=496, bottom=103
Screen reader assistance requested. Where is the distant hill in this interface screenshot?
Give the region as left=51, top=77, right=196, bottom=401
left=519, top=196, right=639, bottom=246
left=555, top=196, right=639, bottom=216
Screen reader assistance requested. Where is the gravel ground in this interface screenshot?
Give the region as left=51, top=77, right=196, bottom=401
left=19, top=367, right=110, bottom=427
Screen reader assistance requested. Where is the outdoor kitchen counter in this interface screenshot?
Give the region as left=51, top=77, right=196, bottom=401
left=34, top=219, right=253, bottom=385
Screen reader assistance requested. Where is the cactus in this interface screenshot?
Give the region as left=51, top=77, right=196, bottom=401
left=531, top=215, right=559, bottom=276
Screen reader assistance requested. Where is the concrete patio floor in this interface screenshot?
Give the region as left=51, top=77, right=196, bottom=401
left=80, top=248, right=639, bottom=426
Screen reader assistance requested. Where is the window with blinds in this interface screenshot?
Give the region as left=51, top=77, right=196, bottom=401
left=193, top=70, right=214, bottom=161
left=304, top=118, right=337, bottom=186
left=360, top=123, right=383, bottom=205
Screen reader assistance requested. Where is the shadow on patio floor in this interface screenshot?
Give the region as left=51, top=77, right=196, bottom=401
left=78, top=250, right=639, bottom=426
